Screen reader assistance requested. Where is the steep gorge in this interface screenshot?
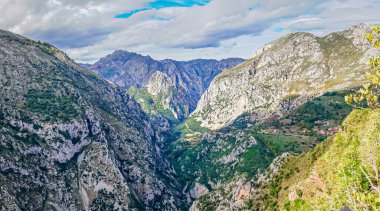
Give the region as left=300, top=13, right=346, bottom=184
left=0, top=23, right=379, bottom=211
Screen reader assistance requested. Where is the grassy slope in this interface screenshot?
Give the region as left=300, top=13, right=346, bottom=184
left=270, top=108, right=380, bottom=210
left=127, top=86, right=179, bottom=123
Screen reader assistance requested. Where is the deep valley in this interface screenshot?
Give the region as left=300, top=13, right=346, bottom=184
left=0, top=22, right=380, bottom=211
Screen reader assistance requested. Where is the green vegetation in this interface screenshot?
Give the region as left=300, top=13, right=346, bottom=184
left=167, top=131, right=274, bottom=185
left=269, top=109, right=380, bottom=210
left=175, top=117, right=209, bottom=139
left=245, top=108, right=380, bottom=210
left=58, top=130, right=70, bottom=139
left=346, top=25, right=380, bottom=108
left=23, top=89, right=80, bottom=121
left=89, top=189, right=118, bottom=210
left=128, top=86, right=179, bottom=123
left=166, top=91, right=354, bottom=194
left=257, top=133, right=312, bottom=154
left=0, top=115, right=46, bottom=149
left=257, top=90, right=353, bottom=142
left=4, top=34, right=60, bottom=56
left=33, top=40, right=60, bottom=56
left=253, top=27, right=380, bottom=210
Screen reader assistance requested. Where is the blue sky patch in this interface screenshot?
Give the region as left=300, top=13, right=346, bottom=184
left=149, top=0, right=211, bottom=9
left=115, top=8, right=150, bottom=19
left=150, top=15, right=173, bottom=21
left=274, top=27, right=285, bottom=32
left=115, top=0, right=212, bottom=19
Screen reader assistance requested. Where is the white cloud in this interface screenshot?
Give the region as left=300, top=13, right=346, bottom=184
left=0, top=0, right=379, bottom=63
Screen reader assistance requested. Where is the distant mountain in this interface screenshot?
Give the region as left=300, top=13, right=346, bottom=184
left=78, top=63, right=92, bottom=69
left=89, top=50, right=244, bottom=121
left=0, top=29, right=185, bottom=210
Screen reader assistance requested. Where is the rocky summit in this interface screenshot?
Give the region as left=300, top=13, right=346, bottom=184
left=89, top=50, right=244, bottom=120
left=192, top=24, right=378, bottom=130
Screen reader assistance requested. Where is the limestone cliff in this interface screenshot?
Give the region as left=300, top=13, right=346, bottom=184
left=0, top=29, right=185, bottom=210
left=192, top=24, right=378, bottom=130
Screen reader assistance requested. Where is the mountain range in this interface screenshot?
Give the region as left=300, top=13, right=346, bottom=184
left=88, top=51, right=244, bottom=121
left=0, top=23, right=379, bottom=210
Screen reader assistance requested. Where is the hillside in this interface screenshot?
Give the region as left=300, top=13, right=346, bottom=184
left=0, top=30, right=185, bottom=210
left=192, top=24, right=378, bottom=130
left=276, top=108, right=380, bottom=210
left=191, top=108, right=380, bottom=210
left=89, top=50, right=244, bottom=120
left=166, top=91, right=354, bottom=206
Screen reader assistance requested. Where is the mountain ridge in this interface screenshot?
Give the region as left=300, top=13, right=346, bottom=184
left=88, top=50, right=244, bottom=120
left=191, top=23, right=378, bottom=130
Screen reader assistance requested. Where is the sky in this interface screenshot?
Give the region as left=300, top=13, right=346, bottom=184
left=0, top=0, right=379, bottom=63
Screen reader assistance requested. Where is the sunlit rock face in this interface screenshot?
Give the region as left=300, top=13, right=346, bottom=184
left=192, top=24, right=378, bottom=130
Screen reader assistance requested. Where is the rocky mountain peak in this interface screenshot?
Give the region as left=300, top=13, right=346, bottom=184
left=89, top=52, right=244, bottom=120
left=108, top=50, right=152, bottom=61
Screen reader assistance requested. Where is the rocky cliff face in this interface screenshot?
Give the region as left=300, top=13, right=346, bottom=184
left=90, top=51, right=244, bottom=120
left=0, top=30, right=185, bottom=210
left=146, top=71, right=174, bottom=97
left=192, top=24, right=379, bottom=130
left=190, top=153, right=290, bottom=211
